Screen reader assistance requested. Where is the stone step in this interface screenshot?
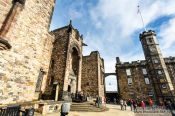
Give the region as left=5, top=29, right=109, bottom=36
left=70, top=102, right=107, bottom=112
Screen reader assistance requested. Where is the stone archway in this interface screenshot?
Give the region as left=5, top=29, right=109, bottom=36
left=68, top=47, right=80, bottom=96
left=104, top=73, right=120, bottom=103
left=104, top=73, right=118, bottom=91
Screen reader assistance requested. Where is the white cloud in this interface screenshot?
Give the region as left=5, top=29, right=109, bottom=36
left=86, top=0, right=175, bottom=73
left=159, top=18, right=175, bottom=50
left=69, top=9, right=82, bottom=20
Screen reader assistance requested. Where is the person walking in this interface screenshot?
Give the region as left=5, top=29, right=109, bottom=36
left=128, top=99, right=133, bottom=111
left=114, top=98, right=116, bottom=104
left=120, top=99, right=124, bottom=110
left=133, top=100, right=137, bottom=112
left=149, top=98, right=154, bottom=109
left=141, top=101, right=146, bottom=112
left=123, top=100, right=127, bottom=110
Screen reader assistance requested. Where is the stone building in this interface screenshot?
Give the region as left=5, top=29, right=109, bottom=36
left=0, top=0, right=55, bottom=104
left=43, top=22, right=83, bottom=101
left=0, top=0, right=105, bottom=105
left=82, top=51, right=105, bottom=97
left=116, top=30, right=175, bottom=102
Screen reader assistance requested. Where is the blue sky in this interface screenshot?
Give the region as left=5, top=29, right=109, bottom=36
left=50, top=0, right=175, bottom=91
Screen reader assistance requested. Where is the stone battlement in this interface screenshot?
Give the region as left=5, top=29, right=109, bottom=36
left=116, top=56, right=175, bottom=67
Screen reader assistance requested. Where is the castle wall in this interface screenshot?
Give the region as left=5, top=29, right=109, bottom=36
left=116, top=61, right=154, bottom=100
left=116, top=57, right=175, bottom=101
left=0, top=0, right=55, bottom=104
left=82, top=51, right=105, bottom=97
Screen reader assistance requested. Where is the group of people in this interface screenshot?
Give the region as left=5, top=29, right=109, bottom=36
left=120, top=98, right=175, bottom=112
left=120, top=98, right=154, bottom=112
left=119, top=99, right=127, bottom=110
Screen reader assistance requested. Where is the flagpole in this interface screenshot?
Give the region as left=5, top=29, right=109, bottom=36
left=137, top=5, right=147, bottom=31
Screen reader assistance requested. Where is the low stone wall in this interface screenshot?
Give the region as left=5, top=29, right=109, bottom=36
left=36, top=100, right=63, bottom=115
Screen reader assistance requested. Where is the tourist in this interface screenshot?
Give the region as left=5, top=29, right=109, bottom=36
left=96, top=96, right=101, bottom=108
left=148, top=98, right=154, bottom=109
left=120, top=99, right=124, bottom=110
left=141, top=101, right=146, bottom=112
left=128, top=99, right=133, bottom=111
left=114, top=98, right=116, bottom=104
left=167, top=100, right=172, bottom=110
left=123, top=100, right=127, bottom=110
left=133, top=100, right=137, bottom=112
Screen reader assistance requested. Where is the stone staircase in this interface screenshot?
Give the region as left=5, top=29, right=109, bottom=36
left=70, top=102, right=108, bottom=112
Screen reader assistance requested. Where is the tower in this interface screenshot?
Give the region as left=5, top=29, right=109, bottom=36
left=140, top=30, right=175, bottom=102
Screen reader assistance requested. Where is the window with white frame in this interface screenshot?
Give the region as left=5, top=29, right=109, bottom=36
left=154, top=59, right=159, bottom=63
left=158, top=70, right=163, bottom=75
left=148, top=91, right=153, bottom=96
left=142, top=68, right=147, bottom=75
left=128, top=78, right=132, bottom=85
left=145, top=78, right=150, bottom=84
left=126, top=69, right=131, bottom=76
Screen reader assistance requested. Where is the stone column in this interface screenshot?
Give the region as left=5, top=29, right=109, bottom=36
left=55, top=84, right=59, bottom=101
left=77, top=56, right=82, bottom=92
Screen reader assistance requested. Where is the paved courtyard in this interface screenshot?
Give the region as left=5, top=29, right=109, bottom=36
left=35, top=104, right=173, bottom=116
left=36, top=104, right=135, bottom=116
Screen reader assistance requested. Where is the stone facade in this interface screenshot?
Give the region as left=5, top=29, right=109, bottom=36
left=116, top=59, right=155, bottom=100
left=0, top=0, right=55, bottom=104
left=43, top=23, right=83, bottom=101
left=82, top=51, right=105, bottom=97
left=116, top=30, right=175, bottom=102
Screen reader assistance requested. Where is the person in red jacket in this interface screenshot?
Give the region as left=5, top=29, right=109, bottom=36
left=141, top=101, right=146, bottom=112
left=149, top=98, right=154, bottom=109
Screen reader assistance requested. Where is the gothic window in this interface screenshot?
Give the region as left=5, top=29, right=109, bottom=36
left=144, top=78, right=150, bottom=84
left=142, top=68, right=147, bottom=75
left=128, top=78, right=132, bottom=85
left=126, top=69, right=131, bottom=76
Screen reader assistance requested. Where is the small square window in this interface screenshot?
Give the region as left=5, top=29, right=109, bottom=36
left=145, top=78, right=150, bottom=84
left=158, top=70, right=163, bottom=75
left=126, top=69, right=131, bottom=76
left=148, top=38, right=153, bottom=43
left=154, top=59, right=159, bottom=63
left=148, top=91, right=153, bottom=96
left=128, top=78, right=132, bottom=85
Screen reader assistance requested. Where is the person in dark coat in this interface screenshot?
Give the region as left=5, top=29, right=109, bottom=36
left=133, top=100, right=137, bottom=112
